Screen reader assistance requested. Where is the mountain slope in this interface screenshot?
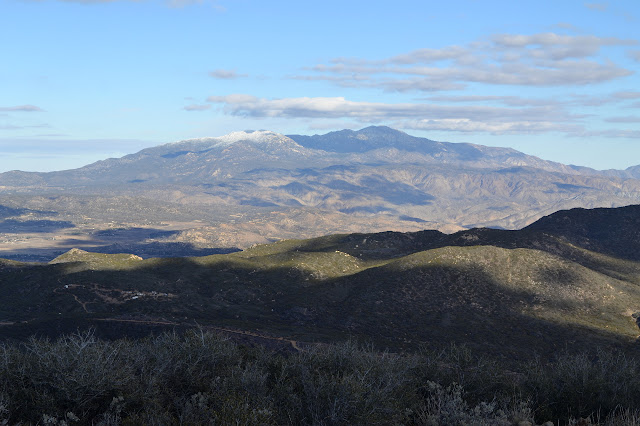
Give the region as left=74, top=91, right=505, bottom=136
left=288, top=126, right=607, bottom=174
left=2, top=205, right=640, bottom=361
left=524, top=204, right=640, bottom=261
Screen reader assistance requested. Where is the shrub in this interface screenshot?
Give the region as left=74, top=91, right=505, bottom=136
left=524, top=348, right=640, bottom=422
left=268, top=340, right=420, bottom=425
left=0, top=330, right=638, bottom=425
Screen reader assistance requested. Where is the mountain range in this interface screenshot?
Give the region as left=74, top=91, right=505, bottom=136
left=2, top=126, right=640, bottom=260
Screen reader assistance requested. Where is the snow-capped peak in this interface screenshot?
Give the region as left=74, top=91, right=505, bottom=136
left=164, top=130, right=294, bottom=150
left=214, top=130, right=287, bottom=146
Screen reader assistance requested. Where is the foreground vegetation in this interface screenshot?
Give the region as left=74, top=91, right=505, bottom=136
left=1, top=330, right=640, bottom=425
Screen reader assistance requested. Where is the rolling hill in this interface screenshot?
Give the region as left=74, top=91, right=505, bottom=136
left=2, top=204, right=640, bottom=361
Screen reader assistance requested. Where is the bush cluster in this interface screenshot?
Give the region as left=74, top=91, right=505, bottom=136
left=0, top=330, right=639, bottom=425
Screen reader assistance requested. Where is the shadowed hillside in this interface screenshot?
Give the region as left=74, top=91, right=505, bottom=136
left=2, top=205, right=640, bottom=363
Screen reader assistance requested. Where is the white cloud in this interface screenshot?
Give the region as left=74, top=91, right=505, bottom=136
left=301, top=32, right=636, bottom=92
left=629, top=50, right=640, bottom=62
left=207, top=94, right=584, bottom=135
left=209, top=69, right=247, bottom=79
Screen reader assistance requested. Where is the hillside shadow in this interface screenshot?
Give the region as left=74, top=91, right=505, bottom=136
left=73, top=227, right=242, bottom=259
left=88, top=242, right=240, bottom=258
left=524, top=205, right=640, bottom=262
left=326, top=260, right=638, bottom=361
left=0, top=205, right=58, bottom=219
left=0, top=219, right=74, bottom=233
left=0, top=226, right=240, bottom=262
left=2, top=253, right=637, bottom=363
left=0, top=242, right=240, bottom=263
left=91, top=227, right=180, bottom=241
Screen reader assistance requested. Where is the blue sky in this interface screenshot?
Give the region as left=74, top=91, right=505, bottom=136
left=1, top=0, right=639, bottom=172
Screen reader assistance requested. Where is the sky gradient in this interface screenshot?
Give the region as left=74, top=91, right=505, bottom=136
left=1, top=0, right=639, bottom=172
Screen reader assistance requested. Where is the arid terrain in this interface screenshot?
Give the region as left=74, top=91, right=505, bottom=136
left=2, top=127, right=640, bottom=262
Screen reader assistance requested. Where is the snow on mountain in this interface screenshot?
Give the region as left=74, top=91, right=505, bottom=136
left=213, top=130, right=289, bottom=146
left=162, top=130, right=298, bottom=151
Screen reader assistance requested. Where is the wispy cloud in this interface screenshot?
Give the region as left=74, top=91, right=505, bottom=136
left=407, top=91, right=640, bottom=109
left=183, top=104, right=211, bottom=111
left=551, top=22, right=581, bottom=31
left=0, top=105, right=44, bottom=112
left=604, top=116, right=640, bottom=123
left=423, top=95, right=563, bottom=107
left=611, top=91, right=640, bottom=100
left=570, top=129, right=640, bottom=138
left=490, top=33, right=633, bottom=59
left=209, top=69, right=247, bottom=79
left=207, top=94, right=584, bottom=135
left=0, top=124, right=49, bottom=130
left=399, top=119, right=581, bottom=134
left=584, top=2, right=608, bottom=11
left=301, top=32, right=636, bottom=92
left=629, top=50, right=640, bottom=62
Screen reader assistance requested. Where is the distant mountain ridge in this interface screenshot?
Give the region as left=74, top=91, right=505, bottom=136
left=2, top=126, right=640, bottom=251
left=288, top=126, right=637, bottom=177
left=1, top=126, right=638, bottom=185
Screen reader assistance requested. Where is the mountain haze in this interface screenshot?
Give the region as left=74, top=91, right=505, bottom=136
left=2, top=126, right=640, bottom=259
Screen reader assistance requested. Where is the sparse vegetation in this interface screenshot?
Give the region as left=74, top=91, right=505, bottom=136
left=1, top=330, right=640, bottom=425
left=3, top=205, right=640, bottom=423
left=2, top=213, right=640, bottom=357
